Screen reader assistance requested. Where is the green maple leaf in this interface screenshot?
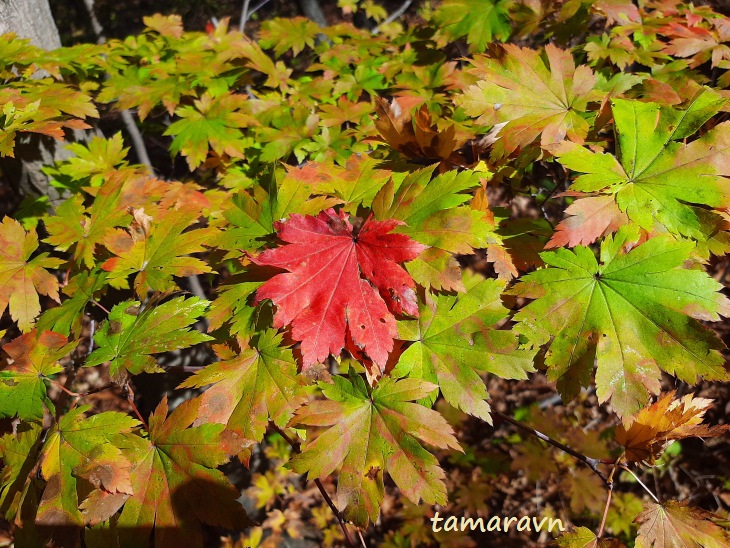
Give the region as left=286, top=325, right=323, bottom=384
left=553, top=90, right=730, bottom=241
left=393, top=275, right=535, bottom=422
left=101, top=208, right=216, bottom=296
left=165, top=93, right=256, bottom=170
left=215, top=168, right=336, bottom=256
left=433, top=0, right=513, bottom=52
left=290, top=373, right=461, bottom=526
left=98, top=66, right=188, bottom=121
left=36, top=269, right=108, bottom=337
left=456, top=44, right=601, bottom=157
left=36, top=407, right=140, bottom=527
left=287, top=156, right=390, bottom=213
left=85, top=297, right=212, bottom=376
left=0, top=423, right=41, bottom=520
left=374, top=167, right=492, bottom=252
left=44, top=178, right=131, bottom=268
left=206, top=275, right=265, bottom=337
left=0, top=217, right=62, bottom=332
left=373, top=167, right=496, bottom=290
left=179, top=330, right=307, bottom=453
left=0, top=331, right=76, bottom=420
left=116, top=397, right=252, bottom=547
left=511, top=228, right=730, bottom=417
left=259, top=17, right=320, bottom=57
left=51, top=133, right=130, bottom=188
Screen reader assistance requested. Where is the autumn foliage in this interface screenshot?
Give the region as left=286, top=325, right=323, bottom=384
left=1, top=1, right=730, bottom=546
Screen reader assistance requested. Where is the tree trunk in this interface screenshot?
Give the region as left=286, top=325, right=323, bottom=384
left=0, top=0, right=62, bottom=50
left=0, top=0, right=82, bottom=207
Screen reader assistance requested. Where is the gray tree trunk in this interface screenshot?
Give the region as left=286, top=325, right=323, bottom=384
left=0, top=0, right=82, bottom=206
left=0, top=0, right=62, bottom=50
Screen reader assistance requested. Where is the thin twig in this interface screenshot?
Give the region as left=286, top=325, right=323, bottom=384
left=90, top=299, right=111, bottom=315
left=372, top=0, right=414, bottom=35
left=597, top=483, right=613, bottom=538
left=240, top=0, right=252, bottom=34
left=270, top=423, right=363, bottom=548
left=597, top=464, right=617, bottom=538
left=50, top=378, right=78, bottom=397
left=620, top=464, right=659, bottom=503
left=120, top=109, right=153, bottom=169
left=493, top=410, right=613, bottom=485
left=82, top=0, right=153, bottom=169
left=125, top=385, right=148, bottom=429
left=249, top=0, right=274, bottom=18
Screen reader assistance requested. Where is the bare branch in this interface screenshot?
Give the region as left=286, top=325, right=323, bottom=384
left=372, top=0, right=414, bottom=35
left=493, top=409, right=613, bottom=485
left=270, top=422, right=364, bottom=548
left=81, top=0, right=153, bottom=170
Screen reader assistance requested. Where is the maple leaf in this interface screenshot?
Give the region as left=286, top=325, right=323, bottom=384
left=546, top=194, right=629, bottom=249
left=593, top=0, right=640, bottom=25
left=552, top=90, right=730, bottom=241
left=288, top=156, right=390, bottom=212
left=259, top=17, right=320, bottom=57
left=0, top=331, right=76, bottom=420
left=0, top=83, right=97, bottom=156
left=563, top=468, right=606, bottom=515
left=615, top=392, right=729, bottom=464
left=254, top=209, right=425, bottom=371
left=143, top=13, right=184, bottom=38
left=456, top=44, right=600, bottom=157
left=36, top=407, right=140, bottom=527
left=635, top=500, right=730, bottom=548
left=662, top=20, right=730, bottom=68
left=372, top=98, right=468, bottom=168
left=433, top=0, right=513, bottom=52
left=215, top=168, right=337, bottom=256
left=290, top=374, right=461, bottom=526
left=556, top=526, right=625, bottom=548
left=0, top=217, right=62, bottom=332
left=373, top=167, right=496, bottom=290
left=44, top=179, right=131, bottom=269
left=36, top=269, right=108, bottom=337
left=511, top=228, right=730, bottom=417
left=164, top=93, right=257, bottom=170
left=49, top=133, right=131, bottom=188
left=393, top=275, right=535, bottom=421
left=116, top=397, right=252, bottom=547
left=206, top=274, right=266, bottom=337
left=179, top=330, right=307, bottom=457
left=85, top=297, right=212, bottom=377
left=0, top=423, right=41, bottom=520
left=101, top=208, right=216, bottom=296
left=493, top=214, right=552, bottom=277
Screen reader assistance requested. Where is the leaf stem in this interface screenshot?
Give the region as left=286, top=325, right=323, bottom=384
left=620, top=464, right=660, bottom=503
left=493, top=409, right=613, bottom=485
left=270, top=422, right=363, bottom=548
left=125, top=384, right=148, bottom=430
left=90, top=299, right=111, bottom=315
left=597, top=478, right=613, bottom=537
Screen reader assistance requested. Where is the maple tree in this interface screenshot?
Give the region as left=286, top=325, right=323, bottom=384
left=1, top=0, right=730, bottom=546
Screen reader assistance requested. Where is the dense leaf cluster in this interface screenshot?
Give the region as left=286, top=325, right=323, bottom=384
left=1, top=1, right=730, bottom=546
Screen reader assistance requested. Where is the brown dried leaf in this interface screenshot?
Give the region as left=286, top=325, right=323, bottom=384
left=615, top=391, right=729, bottom=465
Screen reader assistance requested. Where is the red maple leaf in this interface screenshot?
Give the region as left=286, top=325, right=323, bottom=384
left=254, top=209, right=426, bottom=370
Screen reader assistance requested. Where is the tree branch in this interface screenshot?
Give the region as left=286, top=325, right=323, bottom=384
left=81, top=0, right=153, bottom=170
left=493, top=409, right=613, bottom=485
left=240, top=0, right=252, bottom=34
left=372, top=0, right=414, bottom=35
left=270, top=422, right=363, bottom=548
